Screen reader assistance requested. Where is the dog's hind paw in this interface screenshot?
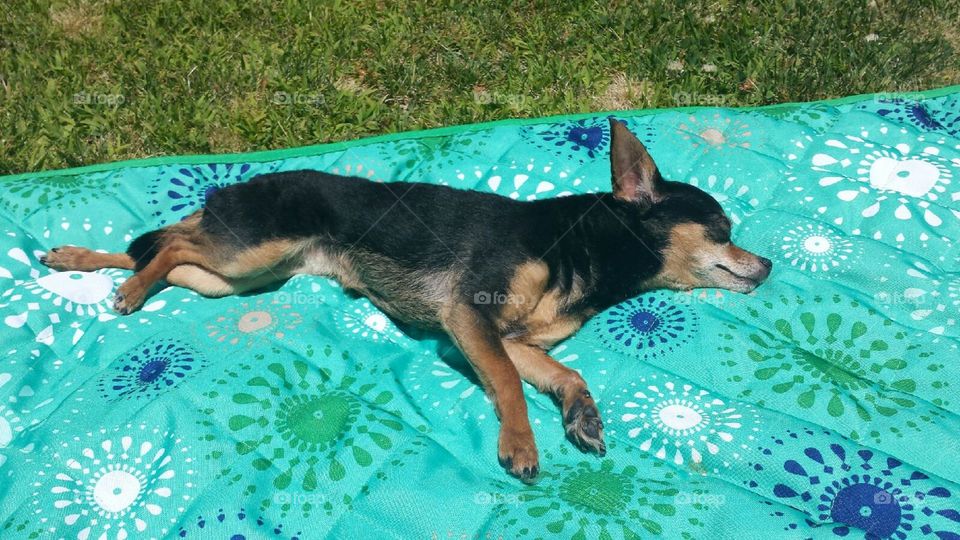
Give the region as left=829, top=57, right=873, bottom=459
left=41, top=246, right=90, bottom=271
left=113, top=278, right=146, bottom=315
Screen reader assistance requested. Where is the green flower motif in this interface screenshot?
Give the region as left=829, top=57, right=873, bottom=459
left=378, top=131, right=489, bottom=175
left=199, top=344, right=410, bottom=517
left=0, top=172, right=121, bottom=216
left=718, top=294, right=945, bottom=442
left=491, top=447, right=710, bottom=540
left=755, top=103, right=840, bottom=131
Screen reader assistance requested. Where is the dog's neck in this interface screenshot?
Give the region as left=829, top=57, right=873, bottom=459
left=532, top=193, right=669, bottom=310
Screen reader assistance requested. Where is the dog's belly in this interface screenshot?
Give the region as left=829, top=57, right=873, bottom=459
left=295, top=244, right=453, bottom=328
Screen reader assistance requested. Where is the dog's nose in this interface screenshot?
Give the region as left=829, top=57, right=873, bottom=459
left=758, top=256, right=773, bottom=270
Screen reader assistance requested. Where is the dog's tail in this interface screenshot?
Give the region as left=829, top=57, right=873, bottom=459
left=126, top=210, right=203, bottom=271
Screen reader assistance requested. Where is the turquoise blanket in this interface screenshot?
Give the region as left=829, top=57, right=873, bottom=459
left=1, top=88, right=959, bottom=539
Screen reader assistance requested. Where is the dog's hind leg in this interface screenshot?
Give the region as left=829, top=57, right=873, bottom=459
left=165, top=265, right=284, bottom=298
left=41, top=246, right=135, bottom=271
left=502, top=340, right=605, bottom=456
left=113, top=237, right=213, bottom=314
left=114, top=237, right=300, bottom=314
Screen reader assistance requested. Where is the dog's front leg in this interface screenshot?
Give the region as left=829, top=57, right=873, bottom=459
left=443, top=303, right=539, bottom=481
left=502, top=341, right=605, bottom=456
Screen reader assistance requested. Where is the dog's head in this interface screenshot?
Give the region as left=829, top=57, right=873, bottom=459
left=608, top=119, right=772, bottom=293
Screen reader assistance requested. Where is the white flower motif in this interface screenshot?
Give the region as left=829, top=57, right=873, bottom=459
left=29, top=425, right=193, bottom=540
left=0, top=405, right=24, bottom=448
left=687, top=174, right=759, bottom=224
left=776, top=220, right=858, bottom=273
left=879, top=260, right=957, bottom=335
left=790, top=132, right=959, bottom=229
left=442, top=158, right=594, bottom=200
left=335, top=299, right=408, bottom=344
left=604, top=374, right=759, bottom=473
left=0, top=223, right=183, bottom=358
left=0, top=405, right=25, bottom=468
left=19, top=269, right=126, bottom=317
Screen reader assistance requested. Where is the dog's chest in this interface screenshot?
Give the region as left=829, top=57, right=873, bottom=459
left=501, top=265, right=593, bottom=348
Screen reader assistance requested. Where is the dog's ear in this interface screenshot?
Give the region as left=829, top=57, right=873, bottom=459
left=609, top=119, right=663, bottom=206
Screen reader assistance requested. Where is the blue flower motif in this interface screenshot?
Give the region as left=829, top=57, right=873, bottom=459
left=859, top=98, right=960, bottom=137
left=98, top=338, right=206, bottom=401
left=147, top=163, right=263, bottom=224
left=768, top=442, right=960, bottom=539
left=524, top=118, right=611, bottom=162
left=594, top=293, right=698, bottom=360
left=177, top=508, right=301, bottom=539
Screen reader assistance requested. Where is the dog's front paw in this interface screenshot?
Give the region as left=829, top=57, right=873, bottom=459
left=498, top=425, right=539, bottom=482
left=564, top=389, right=606, bottom=456
left=113, top=278, right=146, bottom=315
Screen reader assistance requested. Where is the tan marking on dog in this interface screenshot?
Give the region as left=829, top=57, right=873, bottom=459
left=217, top=239, right=304, bottom=278
left=644, top=223, right=708, bottom=290
left=166, top=265, right=284, bottom=297
left=43, top=246, right=134, bottom=271
left=501, top=260, right=588, bottom=348
left=166, top=266, right=235, bottom=297
left=500, top=260, right=551, bottom=323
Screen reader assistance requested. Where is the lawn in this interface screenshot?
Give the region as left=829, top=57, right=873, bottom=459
left=1, top=0, right=958, bottom=175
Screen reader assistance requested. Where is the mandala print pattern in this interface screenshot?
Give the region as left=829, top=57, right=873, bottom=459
left=0, top=404, right=26, bottom=467
left=876, top=259, right=960, bottom=336
left=27, top=424, right=194, bottom=540
left=176, top=508, right=301, bottom=539
left=147, top=163, right=270, bottom=224
left=858, top=97, right=960, bottom=137
left=376, top=131, right=491, bottom=174
left=96, top=338, right=207, bottom=401
left=604, top=373, right=759, bottom=473
left=200, top=345, right=408, bottom=518
left=593, top=293, right=699, bottom=361
left=442, top=158, right=592, bottom=200
left=717, top=294, right=948, bottom=443
left=756, top=103, right=840, bottom=132
left=0, top=254, right=127, bottom=359
left=334, top=299, right=409, bottom=345
left=786, top=129, right=960, bottom=250
left=491, top=446, right=713, bottom=539
left=522, top=118, right=611, bottom=163
left=675, top=112, right=754, bottom=153
left=773, top=219, right=860, bottom=274
left=0, top=171, right=122, bottom=217
left=762, top=438, right=960, bottom=540
left=686, top=173, right=760, bottom=225
left=204, top=296, right=304, bottom=348
left=327, top=162, right=381, bottom=180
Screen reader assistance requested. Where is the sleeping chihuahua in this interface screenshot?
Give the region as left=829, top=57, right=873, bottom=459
left=41, top=119, right=772, bottom=480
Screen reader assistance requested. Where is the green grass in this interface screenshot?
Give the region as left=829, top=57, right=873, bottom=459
left=1, top=0, right=958, bottom=175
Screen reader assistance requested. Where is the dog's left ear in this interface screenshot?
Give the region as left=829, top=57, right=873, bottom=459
left=609, top=119, right=664, bottom=206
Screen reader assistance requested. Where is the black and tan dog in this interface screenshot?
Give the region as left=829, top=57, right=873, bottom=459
left=40, top=120, right=771, bottom=480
